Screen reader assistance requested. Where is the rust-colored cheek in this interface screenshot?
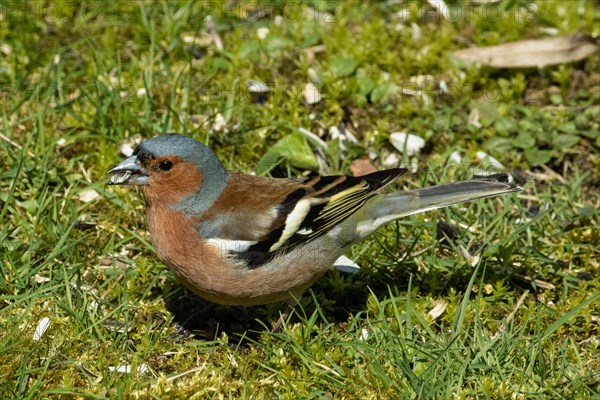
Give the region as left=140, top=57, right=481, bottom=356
left=142, top=161, right=203, bottom=207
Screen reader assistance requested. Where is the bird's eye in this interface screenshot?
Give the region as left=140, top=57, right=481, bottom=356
left=158, top=160, right=173, bottom=172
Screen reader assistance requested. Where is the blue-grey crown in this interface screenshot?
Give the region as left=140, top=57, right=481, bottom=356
left=136, top=134, right=217, bottom=167
left=137, top=134, right=229, bottom=215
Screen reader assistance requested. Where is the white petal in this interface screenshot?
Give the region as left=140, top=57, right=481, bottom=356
left=476, top=151, right=504, bottom=170
left=212, top=113, right=227, bottom=132
left=468, top=109, right=481, bottom=128
left=329, top=126, right=343, bottom=141
left=427, top=0, right=449, bottom=18
left=108, top=364, right=147, bottom=374
left=459, top=245, right=481, bottom=267
left=0, top=44, right=12, bottom=55
left=390, top=132, right=426, bottom=156
left=34, top=274, right=50, bottom=283
left=360, top=327, right=370, bottom=341
left=119, top=143, right=134, bottom=157
left=428, top=299, right=448, bottom=320
left=303, top=82, right=322, bottom=104
left=33, top=317, right=50, bottom=341
left=448, top=151, right=462, bottom=164
left=307, top=67, right=320, bottom=84
left=540, top=27, right=559, bottom=36
left=383, top=152, right=401, bottom=168
left=439, top=79, right=449, bottom=94
left=402, top=88, right=429, bottom=105
left=345, top=130, right=359, bottom=143
left=79, top=189, right=100, bottom=203
left=256, top=27, right=269, bottom=40
left=246, top=80, right=270, bottom=93
left=411, top=23, right=421, bottom=41
left=109, top=365, right=130, bottom=373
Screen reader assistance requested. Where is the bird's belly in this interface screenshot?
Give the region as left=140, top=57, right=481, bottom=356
left=148, top=207, right=345, bottom=306
left=192, top=239, right=344, bottom=306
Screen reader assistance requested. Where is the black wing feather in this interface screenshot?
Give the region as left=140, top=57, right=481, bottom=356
left=238, top=168, right=408, bottom=268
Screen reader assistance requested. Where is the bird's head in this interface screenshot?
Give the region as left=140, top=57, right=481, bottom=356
left=106, top=134, right=228, bottom=213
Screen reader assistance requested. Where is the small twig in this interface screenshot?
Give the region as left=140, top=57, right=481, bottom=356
left=513, top=273, right=556, bottom=291
left=538, top=164, right=567, bottom=184
left=204, top=16, right=223, bottom=50
left=518, top=194, right=542, bottom=202
left=492, top=289, right=529, bottom=339
left=0, top=132, right=35, bottom=157
left=314, top=362, right=342, bottom=377
left=78, top=362, right=100, bottom=378
left=272, top=303, right=293, bottom=333
left=410, top=244, right=434, bottom=257
left=166, top=362, right=206, bottom=382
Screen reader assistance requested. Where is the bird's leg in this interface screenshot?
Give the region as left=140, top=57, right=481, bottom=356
left=271, top=303, right=294, bottom=333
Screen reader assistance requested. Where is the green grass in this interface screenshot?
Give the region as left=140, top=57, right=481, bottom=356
left=1, top=0, right=599, bottom=398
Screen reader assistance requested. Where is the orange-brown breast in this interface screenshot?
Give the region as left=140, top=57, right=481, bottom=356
left=146, top=203, right=340, bottom=305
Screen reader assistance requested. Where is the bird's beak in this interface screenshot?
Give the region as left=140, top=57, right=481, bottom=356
left=106, top=155, right=149, bottom=185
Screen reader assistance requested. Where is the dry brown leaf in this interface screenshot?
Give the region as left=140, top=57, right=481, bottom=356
left=453, top=34, right=599, bottom=68
left=350, top=158, right=377, bottom=177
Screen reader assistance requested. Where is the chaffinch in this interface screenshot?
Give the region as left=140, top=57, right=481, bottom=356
left=107, top=134, right=521, bottom=306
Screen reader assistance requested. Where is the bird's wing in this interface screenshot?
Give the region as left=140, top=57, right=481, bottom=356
left=236, top=168, right=408, bottom=268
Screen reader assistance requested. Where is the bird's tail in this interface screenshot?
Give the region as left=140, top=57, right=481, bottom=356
left=356, top=174, right=522, bottom=238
